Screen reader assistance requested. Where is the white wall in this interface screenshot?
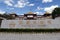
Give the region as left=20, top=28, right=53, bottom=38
left=1, top=18, right=60, bottom=29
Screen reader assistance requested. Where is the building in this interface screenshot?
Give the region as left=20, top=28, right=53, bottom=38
left=24, top=12, right=37, bottom=20
left=9, top=12, right=52, bottom=20
left=0, top=12, right=53, bottom=20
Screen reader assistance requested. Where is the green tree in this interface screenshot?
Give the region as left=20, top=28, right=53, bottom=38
left=52, top=7, right=60, bottom=19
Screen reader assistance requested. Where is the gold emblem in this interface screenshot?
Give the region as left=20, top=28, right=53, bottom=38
left=9, top=22, right=16, bottom=27
left=19, top=20, right=22, bottom=24
left=26, top=20, right=30, bottom=24
left=33, top=21, right=36, bottom=24
left=47, top=20, right=51, bottom=24
left=40, top=21, right=44, bottom=25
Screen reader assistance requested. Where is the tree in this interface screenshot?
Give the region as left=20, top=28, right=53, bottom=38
left=52, top=7, right=60, bottom=19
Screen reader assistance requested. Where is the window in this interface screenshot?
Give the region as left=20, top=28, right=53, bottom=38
left=27, top=15, right=33, bottom=17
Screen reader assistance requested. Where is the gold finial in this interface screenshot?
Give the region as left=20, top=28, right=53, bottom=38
left=28, top=12, right=33, bottom=14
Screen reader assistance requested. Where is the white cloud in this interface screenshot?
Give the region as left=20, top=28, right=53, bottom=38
left=20, top=14, right=24, bottom=15
left=14, top=0, right=29, bottom=8
left=44, top=5, right=59, bottom=13
left=4, top=0, right=13, bottom=6
left=34, top=12, right=44, bottom=15
left=42, top=0, right=53, bottom=3
left=4, top=0, right=34, bottom=8
left=0, top=10, right=5, bottom=14
left=7, top=8, right=14, bottom=10
left=28, top=4, right=34, bottom=6
left=37, top=7, right=43, bottom=10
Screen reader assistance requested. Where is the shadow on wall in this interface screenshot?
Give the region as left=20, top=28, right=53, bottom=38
left=0, top=19, right=2, bottom=27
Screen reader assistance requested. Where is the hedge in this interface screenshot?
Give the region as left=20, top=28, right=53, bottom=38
left=0, top=28, right=60, bottom=33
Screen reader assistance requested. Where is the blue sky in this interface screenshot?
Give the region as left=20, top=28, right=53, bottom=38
left=0, top=0, right=60, bottom=15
